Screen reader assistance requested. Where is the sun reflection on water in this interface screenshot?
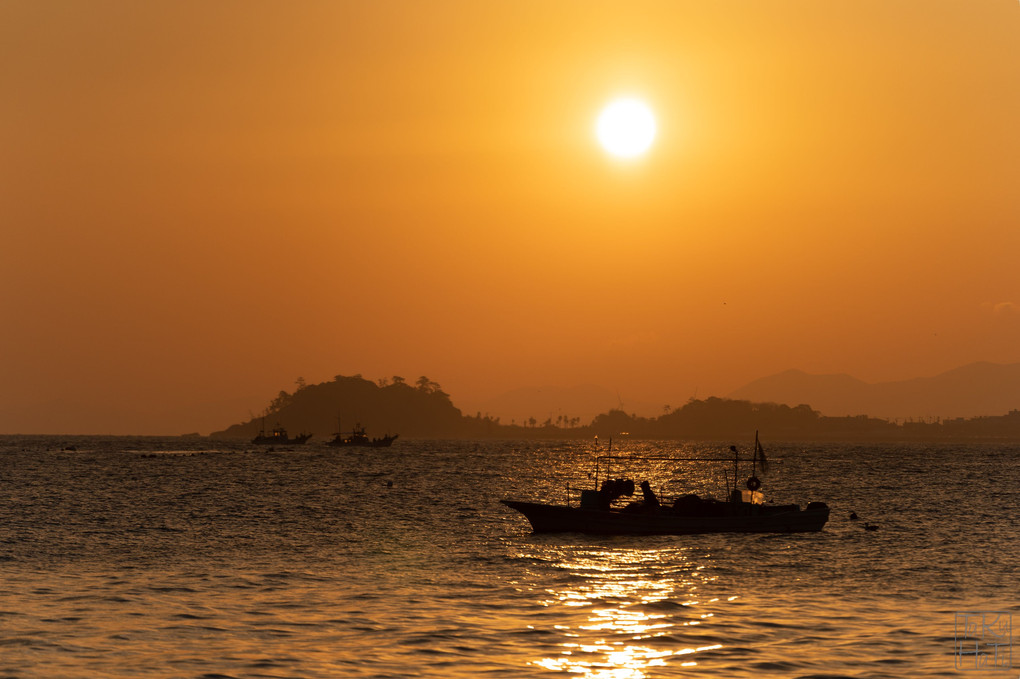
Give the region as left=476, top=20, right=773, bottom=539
left=517, top=544, right=728, bottom=677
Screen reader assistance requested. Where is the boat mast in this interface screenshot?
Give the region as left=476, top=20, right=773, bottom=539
left=594, top=437, right=615, bottom=492
left=607, top=437, right=612, bottom=483
left=731, top=445, right=739, bottom=499
left=751, top=430, right=759, bottom=479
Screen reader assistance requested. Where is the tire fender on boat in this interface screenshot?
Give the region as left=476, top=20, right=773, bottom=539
left=746, top=476, right=761, bottom=491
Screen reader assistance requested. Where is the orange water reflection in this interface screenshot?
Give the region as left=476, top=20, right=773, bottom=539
left=517, top=545, right=729, bottom=677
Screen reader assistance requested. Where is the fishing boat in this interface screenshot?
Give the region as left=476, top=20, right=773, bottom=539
left=502, top=433, right=829, bottom=535
left=251, top=424, right=312, bottom=445
left=326, top=420, right=398, bottom=448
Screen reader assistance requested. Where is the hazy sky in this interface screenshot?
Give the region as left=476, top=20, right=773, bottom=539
left=2, top=1, right=1018, bottom=434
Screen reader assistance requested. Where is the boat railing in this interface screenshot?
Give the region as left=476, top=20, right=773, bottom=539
left=571, top=451, right=774, bottom=509
left=568, top=481, right=759, bottom=505
left=593, top=453, right=762, bottom=484
left=564, top=481, right=765, bottom=511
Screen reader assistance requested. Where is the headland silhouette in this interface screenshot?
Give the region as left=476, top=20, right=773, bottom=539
left=210, top=373, right=1020, bottom=442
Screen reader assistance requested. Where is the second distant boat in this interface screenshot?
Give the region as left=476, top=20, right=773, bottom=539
left=326, top=420, right=398, bottom=448
left=252, top=424, right=312, bottom=445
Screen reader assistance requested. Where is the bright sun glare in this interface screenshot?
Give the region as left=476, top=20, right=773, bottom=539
left=596, top=98, right=657, bottom=159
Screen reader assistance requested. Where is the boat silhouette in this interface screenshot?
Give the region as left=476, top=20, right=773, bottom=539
left=251, top=424, right=312, bottom=445
left=503, top=432, right=829, bottom=535
left=326, top=418, right=398, bottom=448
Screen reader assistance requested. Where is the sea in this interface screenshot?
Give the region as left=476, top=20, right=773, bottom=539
left=1, top=436, right=1017, bottom=678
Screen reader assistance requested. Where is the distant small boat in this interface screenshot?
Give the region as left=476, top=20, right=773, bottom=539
left=252, top=424, right=312, bottom=445
left=503, top=432, right=829, bottom=536
left=326, top=420, right=398, bottom=448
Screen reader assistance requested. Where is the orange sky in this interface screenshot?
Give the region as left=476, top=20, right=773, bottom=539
left=2, top=1, right=1018, bottom=434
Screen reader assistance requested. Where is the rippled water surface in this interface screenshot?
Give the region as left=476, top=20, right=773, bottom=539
left=1, top=437, right=1018, bottom=678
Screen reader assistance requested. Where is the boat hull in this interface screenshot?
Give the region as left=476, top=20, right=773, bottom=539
left=326, top=434, right=398, bottom=448
left=502, top=500, right=829, bottom=535
left=252, top=433, right=312, bottom=445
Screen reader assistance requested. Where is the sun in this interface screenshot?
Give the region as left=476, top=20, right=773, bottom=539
left=596, top=97, right=657, bottom=159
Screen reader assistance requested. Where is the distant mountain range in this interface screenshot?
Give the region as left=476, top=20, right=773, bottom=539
left=727, top=361, right=1020, bottom=420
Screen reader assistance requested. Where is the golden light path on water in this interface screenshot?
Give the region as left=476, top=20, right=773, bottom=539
left=516, top=545, right=731, bottom=677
